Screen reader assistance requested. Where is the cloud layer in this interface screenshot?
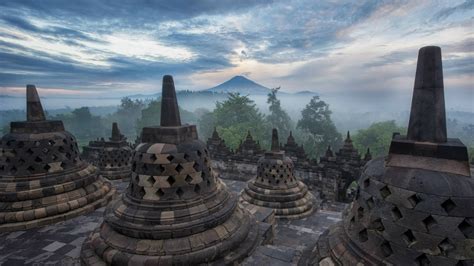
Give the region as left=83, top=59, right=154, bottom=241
left=0, top=0, right=472, bottom=110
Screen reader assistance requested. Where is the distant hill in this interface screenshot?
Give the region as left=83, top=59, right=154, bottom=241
left=205, top=75, right=271, bottom=95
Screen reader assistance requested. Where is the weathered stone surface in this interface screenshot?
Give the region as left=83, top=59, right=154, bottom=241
left=209, top=129, right=367, bottom=203
left=81, top=75, right=260, bottom=265
left=82, top=123, right=132, bottom=180
left=302, top=46, right=474, bottom=266
left=0, top=85, right=115, bottom=232
left=241, top=128, right=316, bottom=219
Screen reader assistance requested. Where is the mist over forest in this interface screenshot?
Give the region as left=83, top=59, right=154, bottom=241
left=1, top=84, right=473, bottom=161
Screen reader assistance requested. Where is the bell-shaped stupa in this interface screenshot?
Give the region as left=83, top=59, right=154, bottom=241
left=302, top=46, right=474, bottom=265
left=81, top=75, right=259, bottom=265
left=83, top=122, right=132, bottom=180
left=0, top=85, right=115, bottom=232
left=241, top=128, right=315, bottom=219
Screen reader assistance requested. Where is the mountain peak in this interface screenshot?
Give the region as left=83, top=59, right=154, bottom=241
left=206, top=75, right=270, bottom=95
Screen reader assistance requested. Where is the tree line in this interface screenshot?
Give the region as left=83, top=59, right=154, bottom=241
left=1, top=91, right=472, bottom=162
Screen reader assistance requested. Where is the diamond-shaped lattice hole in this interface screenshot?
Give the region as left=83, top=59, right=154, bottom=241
left=408, top=194, right=422, bottom=208
left=193, top=162, right=200, bottom=171
left=156, top=188, right=165, bottom=197
left=167, top=154, right=174, bottom=162
left=150, top=154, right=157, bottom=161
left=363, top=178, right=370, bottom=188
left=34, top=156, right=42, bottom=163
left=27, top=165, right=35, bottom=172
left=438, top=238, right=455, bottom=254
left=458, top=219, right=473, bottom=238
left=138, top=187, right=146, bottom=198
left=380, top=241, right=393, bottom=257
left=19, top=158, right=25, bottom=164
left=415, top=254, right=430, bottom=266
left=456, top=261, right=467, bottom=266
left=357, top=207, right=364, bottom=219
left=197, top=150, right=202, bottom=157
left=175, top=164, right=184, bottom=173
left=370, top=218, right=385, bottom=231
left=58, top=146, right=64, bottom=152
left=60, top=162, right=67, bottom=168
left=366, top=197, right=375, bottom=209
left=167, top=176, right=176, bottom=186
left=184, top=153, right=190, bottom=160
left=379, top=185, right=391, bottom=199
left=43, top=164, right=51, bottom=171
left=391, top=206, right=402, bottom=220
left=422, top=215, right=437, bottom=231
left=441, top=198, right=456, bottom=213
left=27, top=148, right=34, bottom=155
left=10, top=166, right=17, bottom=173
left=194, top=184, right=201, bottom=193
left=402, top=230, right=416, bottom=245
left=358, top=228, right=368, bottom=242
left=147, top=176, right=155, bottom=185
left=185, top=175, right=193, bottom=183
left=176, top=188, right=184, bottom=198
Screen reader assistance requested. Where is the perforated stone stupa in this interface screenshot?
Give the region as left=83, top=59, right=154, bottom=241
left=302, top=46, right=474, bottom=265
left=83, top=122, right=132, bottom=180
left=241, top=128, right=315, bottom=219
left=81, top=75, right=259, bottom=265
left=0, top=85, right=114, bottom=232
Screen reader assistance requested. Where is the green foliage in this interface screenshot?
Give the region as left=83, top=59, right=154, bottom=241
left=297, top=96, right=341, bottom=159
left=266, top=87, right=293, bottom=139
left=105, top=97, right=145, bottom=138
left=198, top=93, right=270, bottom=150
left=352, top=120, right=406, bottom=157
left=52, top=107, right=106, bottom=139
left=136, top=100, right=197, bottom=135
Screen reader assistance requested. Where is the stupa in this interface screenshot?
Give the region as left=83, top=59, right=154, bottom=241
left=241, top=128, right=315, bottom=219
left=207, top=127, right=232, bottom=158
left=302, top=46, right=474, bottom=265
left=0, top=85, right=114, bottom=232
left=282, top=131, right=308, bottom=163
left=83, top=123, right=132, bottom=180
left=236, top=130, right=263, bottom=156
left=81, top=75, right=259, bottom=265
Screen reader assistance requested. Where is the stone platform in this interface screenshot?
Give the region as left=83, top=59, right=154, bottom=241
left=0, top=179, right=346, bottom=265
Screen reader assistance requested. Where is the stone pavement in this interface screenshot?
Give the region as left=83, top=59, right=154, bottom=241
left=0, top=179, right=345, bottom=266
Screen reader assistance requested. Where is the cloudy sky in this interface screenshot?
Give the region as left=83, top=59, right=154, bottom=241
left=0, top=0, right=472, bottom=109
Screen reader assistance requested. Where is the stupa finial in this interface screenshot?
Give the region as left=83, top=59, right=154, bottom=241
left=271, top=128, right=280, bottom=152
left=160, top=75, right=181, bottom=127
left=407, top=46, right=446, bottom=143
left=26, top=84, right=46, bottom=122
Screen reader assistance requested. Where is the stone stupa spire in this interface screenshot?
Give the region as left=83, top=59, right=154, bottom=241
left=81, top=75, right=259, bottom=265
left=241, top=128, right=315, bottom=219
left=110, top=122, right=122, bottom=141
left=271, top=128, right=280, bottom=152
left=0, top=85, right=114, bottom=232
left=301, top=45, right=473, bottom=266
left=160, top=75, right=181, bottom=127
left=26, top=84, right=46, bottom=122
left=407, top=46, right=446, bottom=143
